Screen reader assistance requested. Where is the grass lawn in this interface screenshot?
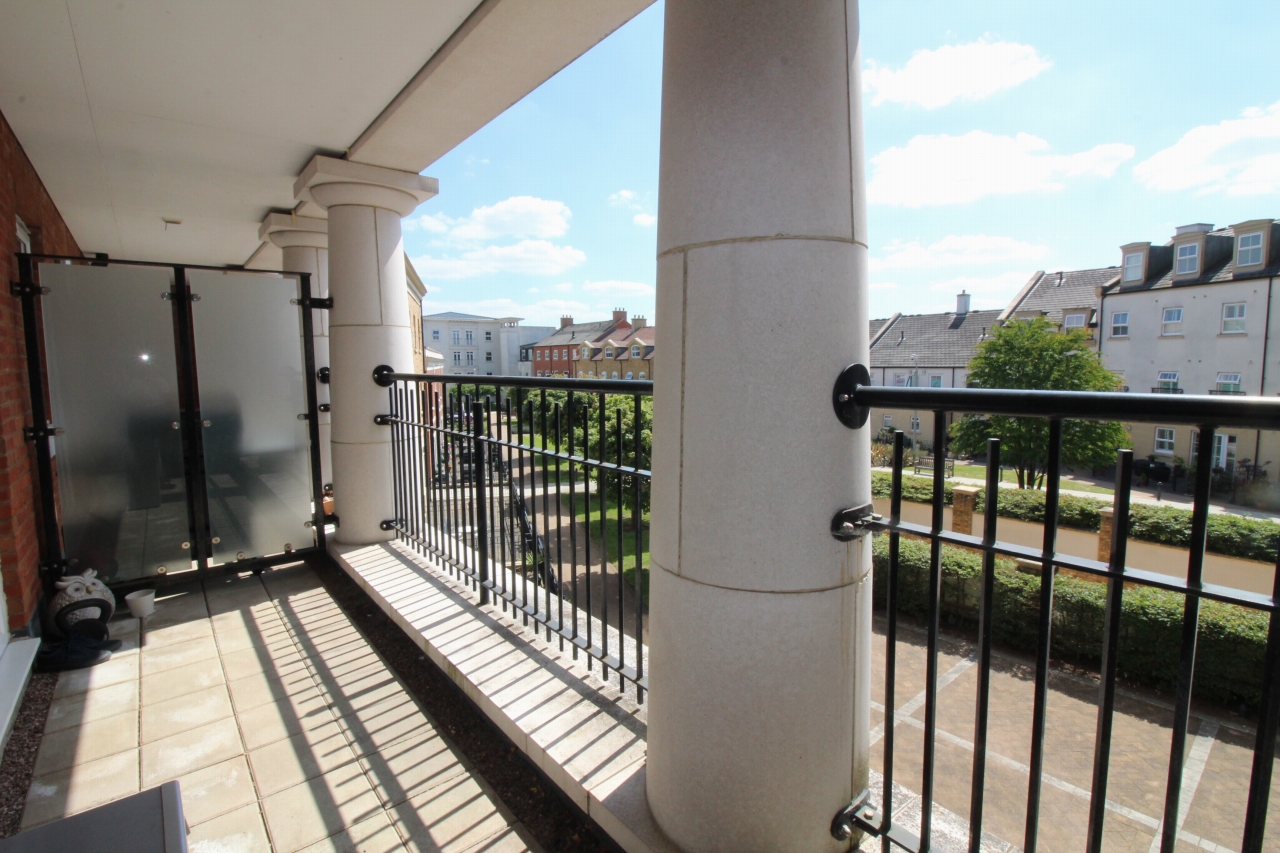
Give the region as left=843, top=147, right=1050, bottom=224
left=572, top=496, right=650, bottom=605
left=944, top=462, right=1115, bottom=496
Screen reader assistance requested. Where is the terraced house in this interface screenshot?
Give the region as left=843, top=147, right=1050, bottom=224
left=571, top=316, right=654, bottom=380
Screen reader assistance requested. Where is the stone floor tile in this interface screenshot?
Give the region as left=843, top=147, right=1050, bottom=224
left=215, top=625, right=298, bottom=657
left=143, top=655, right=225, bottom=705
left=109, top=615, right=141, bottom=639
left=316, top=672, right=406, bottom=721
left=176, top=754, right=257, bottom=827
left=141, top=716, right=243, bottom=787
left=333, top=694, right=429, bottom=756
left=144, top=586, right=210, bottom=630
left=237, top=691, right=337, bottom=751
left=358, top=730, right=472, bottom=808
left=141, top=683, right=234, bottom=743
left=143, top=615, right=214, bottom=646
left=21, top=749, right=140, bottom=829
left=52, top=653, right=140, bottom=699
left=455, top=823, right=540, bottom=853
left=44, top=680, right=138, bottom=733
left=228, top=667, right=323, bottom=714
left=247, top=720, right=360, bottom=798
left=221, top=644, right=307, bottom=682
left=295, top=811, right=406, bottom=853
left=389, top=775, right=515, bottom=853
left=260, top=760, right=383, bottom=853
left=33, top=710, right=139, bottom=776
left=140, top=634, right=220, bottom=677
left=186, top=802, right=272, bottom=853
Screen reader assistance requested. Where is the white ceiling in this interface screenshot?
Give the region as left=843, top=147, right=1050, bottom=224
left=0, top=1, right=651, bottom=267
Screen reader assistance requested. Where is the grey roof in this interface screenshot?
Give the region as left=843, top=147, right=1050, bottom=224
left=1107, top=222, right=1280, bottom=293
left=529, top=319, right=618, bottom=348
left=869, top=309, right=1003, bottom=369
left=423, top=311, right=493, bottom=321
left=1009, top=267, right=1118, bottom=323
left=870, top=317, right=889, bottom=339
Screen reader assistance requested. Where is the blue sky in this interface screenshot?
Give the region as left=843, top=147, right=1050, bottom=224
left=407, top=1, right=1280, bottom=326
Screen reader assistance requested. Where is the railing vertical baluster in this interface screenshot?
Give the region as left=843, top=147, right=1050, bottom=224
left=1241, top=535, right=1280, bottom=852
left=554, top=403, right=566, bottom=650
left=389, top=384, right=401, bottom=539
left=881, top=430, right=905, bottom=852
left=583, top=395, right=595, bottom=673
left=598, top=393, right=609, bottom=677
left=1024, top=416, right=1063, bottom=853
left=1160, top=425, right=1215, bottom=853
left=567, top=393, right=580, bottom=660
left=615, top=408, right=625, bottom=688
left=486, top=395, right=500, bottom=608
left=516, top=390, right=531, bottom=625
left=968, top=436, right=1001, bottom=853
left=539, top=391, right=552, bottom=639
left=1086, top=448, right=1134, bottom=853
left=633, top=392, right=645, bottom=704
left=921, top=412, right=948, bottom=850
left=473, top=401, right=489, bottom=606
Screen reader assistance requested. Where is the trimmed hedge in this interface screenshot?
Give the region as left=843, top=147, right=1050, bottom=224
left=871, top=472, right=1280, bottom=563
left=872, top=535, right=1270, bottom=708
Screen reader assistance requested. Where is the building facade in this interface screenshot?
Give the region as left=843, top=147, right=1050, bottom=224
left=570, top=318, right=654, bottom=380
left=422, top=312, right=554, bottom=377
left=528, top=310, right=636, bottom=378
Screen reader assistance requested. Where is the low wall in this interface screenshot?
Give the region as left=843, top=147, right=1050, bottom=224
left=872, top=498, right=1276, bottom=596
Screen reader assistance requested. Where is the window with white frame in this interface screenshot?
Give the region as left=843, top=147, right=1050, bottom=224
left=1176, top=243, right=1199, bottom=275
left=465, top=330, right=473, bottom=344
left=453, top=352, right=461, bottom=365
left=465, top=351, right=474, bottom=365
left=1154, top=427, right=1175, bottom=455
left=892, top=373, right=909, bottom=387
left=1158, top=371, right=1179, bottom=390
left=625, top=372, right=633, bottom=380
left=1122, top=252, right=1143, bottom=282
left=536, top=351, right=542, bottom=360
left=485, top=331, right=492, bottom=341
left=1238, top=232, right=1263, bottom=267
left=1161, top=307, right=1183, bottom=336
left=1111, top=312, right=1129, bottom=337
left=605, top=347, right=614, bottom=358
left=582, top=346, right=590, bottom=359
left=883, top=414, right=893, bottom=428
left=631, top=345, right=641, bottom=357
left=452, top=330, right=461, bottom=345
left=639, top=372, right=646, bottom=379
left=1222, top=302, right=1246, bottom=334
left=909, top=415, right=921, bottom=433
left=1216, top=372, right=1242, bottom=392
left=1063, top=313, right=1086, bottom=328
left=587, top=371, right=595, bottom=378
left=431, top=329, right=440, bottom=341
left=612, top=371, right=619, bottom=379
left=929, top=375, right=942, bottom=388
left=1214, top=433, right=1238, bottom=471
left=485, top=351, right=492, bottom=362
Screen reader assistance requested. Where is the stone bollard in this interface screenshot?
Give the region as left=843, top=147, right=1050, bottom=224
left=952, top=486, right=981, bottom=536
left=1098, top=507, right=1114, bottom=563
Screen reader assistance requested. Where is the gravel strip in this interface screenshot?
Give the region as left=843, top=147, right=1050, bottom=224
left=0, top=671, right=56, bottom=838
left=309, top=554, right=618, bottom=853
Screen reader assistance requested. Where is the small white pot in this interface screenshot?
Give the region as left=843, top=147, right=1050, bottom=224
left=125, top=589, right=155, bottom=619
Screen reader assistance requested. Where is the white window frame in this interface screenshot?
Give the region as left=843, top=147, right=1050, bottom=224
left=465, top=351, right=474, bottom=365
left=909, top=415, right=921, bottom=433
left=1238, top=232, right=1263, bottom=267
left=452, top=330, right=461, bottom=345
left=1216, top=372, right=1242, bottom=392
left=929, top=375, right=943, bottom=388
left=1063, top=313, right=1086, bottom=328
left=1157, top=371, right=1179, bottom=390
left=612, top=371, right=619, bottom=379
left=605, top=347, right=614, bottom=358
left=1110, top=311, right=1129, bottom=337
left=625, top=371, right=634, bottom=380
left=485, top=330, right=492, bottom=341
left=631, top=345, right=642, bottom=357
left=431, top=329, right=440, bottom=341
left=1176, top=243, right=1199, bottom=275
left=465, top=330, right=474, bottom=344
left=639, top=372, right=646, bottom=379
left=453, top=351, right=461, bottom=365
left=485, top=351, right=492, bottom=362
left=1161, top=307, right=1183, bottom=336
left=883, top=414, right=893, bottom=428
left=1122, top=252, right=1143, bottom=282
left=1213, top=434, right=1238, bottom=471
left=892, top=373, right=909, bottom=387
left=1222, top=302, right=1246, bottom=334
left=1154, top=427, right=1175, bottom=455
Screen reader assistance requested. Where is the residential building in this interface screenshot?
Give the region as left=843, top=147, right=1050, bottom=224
left=406, top=257, right=427, bottom=372
left=528, top=310, right=636, bottom=378
left=1099, top=220, right=1280, bottom=471
left=570, top=316, right=655, bottom=380
left=868, top=293, right=1001, bottom=448
left=999, top=266, right=1121, bottom=348
left=422, top=312, right=554, bottom=377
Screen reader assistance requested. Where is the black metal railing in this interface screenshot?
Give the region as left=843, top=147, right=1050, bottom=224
left=381, top=373, right=652, bottom=701
left=1209, top=388, right=1247, bottom=396
left=831, top=371, right=1280, bottom=853
left=1151, top=386, right=1186, bottom=394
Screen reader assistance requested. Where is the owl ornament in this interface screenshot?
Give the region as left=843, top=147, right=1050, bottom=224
left=47, top=570, right=116, bottom=637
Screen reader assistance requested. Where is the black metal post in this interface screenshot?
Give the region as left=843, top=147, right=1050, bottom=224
left=171, top=265, right=212, bottom=572
left=473, top=401, right=490, bottom=606
left=297, top=272, right=327, bottom=552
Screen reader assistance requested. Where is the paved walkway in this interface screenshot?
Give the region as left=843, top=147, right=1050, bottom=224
left=20, top=562, right=539, bottom=853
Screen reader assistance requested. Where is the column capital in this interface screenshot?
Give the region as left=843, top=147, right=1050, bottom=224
left=294, top=155, right=438, bottom=217
left=259, top=212, right=329, bottom=249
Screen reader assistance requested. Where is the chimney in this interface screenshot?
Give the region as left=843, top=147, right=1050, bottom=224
left=956, top=291, right=970, bottom=315
left=632, top=315, right=647, bottom=329
left=560, top=315, right=574, bottom=329
left=612, top=308, right=628, bottom=325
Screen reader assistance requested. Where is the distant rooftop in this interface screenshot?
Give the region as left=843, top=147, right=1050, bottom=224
left=869, top=309, right=1003, bottom=369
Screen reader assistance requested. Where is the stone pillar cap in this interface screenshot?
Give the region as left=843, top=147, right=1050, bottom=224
left=294, top=155, right=438, bottom=217
left=259, top=212, right=329, bottom=249
left=953, top=485, right=982, bottom=495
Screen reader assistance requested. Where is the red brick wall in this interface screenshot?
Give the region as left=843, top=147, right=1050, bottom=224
left=0, top=108, right=80, bottom=630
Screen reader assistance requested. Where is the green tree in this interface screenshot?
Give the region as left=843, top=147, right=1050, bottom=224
left=949, top=317, right=1131, bottom=489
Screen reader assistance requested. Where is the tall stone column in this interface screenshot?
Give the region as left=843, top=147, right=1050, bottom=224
left=646, top=3, right=872, bottom=852
left=260, top=213, right=332, bottom=488
left=294, top=156, right=437, bottom=544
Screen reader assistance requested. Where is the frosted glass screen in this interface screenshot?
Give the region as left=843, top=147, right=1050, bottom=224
left=40, top=263, right=191, bottom=583
left=189, top=271, right=313, bottom=565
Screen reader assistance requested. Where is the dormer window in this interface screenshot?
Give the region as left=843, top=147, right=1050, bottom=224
left=1063, top=313, right=1086, bottom=328
left=605, top=347, right=614, bottom=358
left=631, top=345, right=642, bottom=357
left=1176, top=243, right=1199, bottom=275
left=1123, top=252, right=1144, bottom=282
left=582, top=346, right=590, bottom=359
left=1238, top=232, right=1264, bottom=267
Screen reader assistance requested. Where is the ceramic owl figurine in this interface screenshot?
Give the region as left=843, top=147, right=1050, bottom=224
left=48, top=569, right=116, bottom=632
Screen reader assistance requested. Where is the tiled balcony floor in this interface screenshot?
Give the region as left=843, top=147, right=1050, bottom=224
left=19, top=562, right=540, bottom=853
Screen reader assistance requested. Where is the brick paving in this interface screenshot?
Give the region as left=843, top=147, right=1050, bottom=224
left=866, top=617, right=1280, bottom=853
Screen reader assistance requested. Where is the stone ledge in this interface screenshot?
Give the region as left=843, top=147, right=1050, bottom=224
left=330, top=541, right=678, bottom=853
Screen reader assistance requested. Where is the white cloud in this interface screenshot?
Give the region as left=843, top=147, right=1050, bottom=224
left=422, top=298, right=591, bottom=327
left=609, top=190, right=638, bottom=206
left=868, top=131, right=1134, bottom=206
left=412, top=240, right=586, bottom=279
left=581, top=280, right=655, bottom=296
left=863, top=41, right=1049, bottom=109
left=404, top=196, right=571, bottom=242
left=1133, top=100, right=1280, bottom=196
left=870, top=234, right=1050, bottom=271
left=633, top=213, right=657, bottom=227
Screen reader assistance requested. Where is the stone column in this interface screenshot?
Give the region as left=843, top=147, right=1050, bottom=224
left=646, top=3, right=871, bottom=852
left=952, top=486, right=980, bottom=536
left=260, top=213, right=332, bottom=489
left=294, top=156, right=437, bottom=545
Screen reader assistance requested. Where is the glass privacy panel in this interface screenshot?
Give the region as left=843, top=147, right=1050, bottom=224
left=189, top=271, right=313, bottom=565
left=40, top=263, right=191, bottom=583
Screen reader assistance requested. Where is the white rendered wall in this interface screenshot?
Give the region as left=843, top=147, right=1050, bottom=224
left=645, top=2, right=872, bottom=852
